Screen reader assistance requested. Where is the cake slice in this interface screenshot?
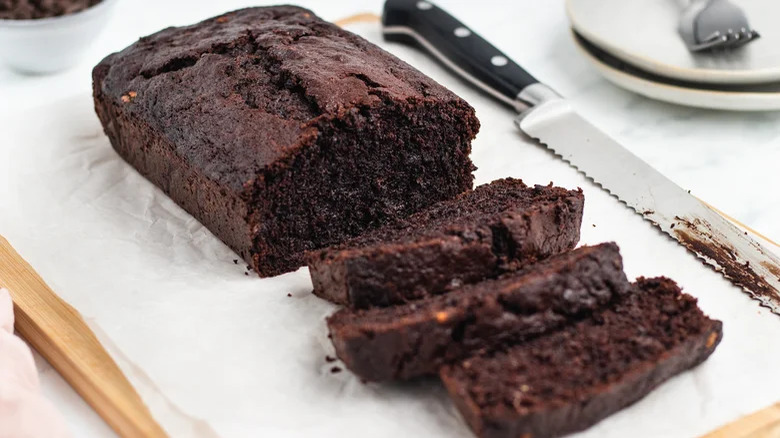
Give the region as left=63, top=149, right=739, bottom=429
left=440, top=277, right=723, bottom=438
left=327, top=243, right=627, bottom=382
left=308, top=179, right=584, bottom=309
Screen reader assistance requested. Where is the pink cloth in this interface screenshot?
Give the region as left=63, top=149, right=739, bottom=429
left=0, top=288, right=70, bottom=438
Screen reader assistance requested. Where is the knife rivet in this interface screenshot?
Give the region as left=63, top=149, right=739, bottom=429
left=454, top=27, right=471, bottom=38
left=416, top=1, right=433, bottom=10
left=491, top=55, right=508, bottom=67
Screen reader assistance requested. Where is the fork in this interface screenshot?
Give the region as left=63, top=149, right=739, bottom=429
left=678, top=0, right=760, bottom=52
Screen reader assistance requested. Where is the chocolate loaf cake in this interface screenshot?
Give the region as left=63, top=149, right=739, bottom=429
left=440, top=277, right=723, bottom=438
left=93, top=6, right=478, bottom=276
left=308, top=179, right=584, bottom=308
left=327, top=243, right=629, bottom=382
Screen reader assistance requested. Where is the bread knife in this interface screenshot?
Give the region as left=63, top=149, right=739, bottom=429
left=382, top=0, right=780, bottom=313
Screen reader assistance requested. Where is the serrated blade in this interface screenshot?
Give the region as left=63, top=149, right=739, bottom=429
left=518, top=97, right=780, bottom=313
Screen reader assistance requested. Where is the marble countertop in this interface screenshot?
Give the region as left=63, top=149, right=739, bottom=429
left=1, top=0, right=778, bottom=436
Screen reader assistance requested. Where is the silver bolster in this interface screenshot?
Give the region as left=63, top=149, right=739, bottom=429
left=515, top=83, right=561, bottom=112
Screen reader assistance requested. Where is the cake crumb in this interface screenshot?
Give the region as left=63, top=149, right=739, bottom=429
left=121, top=91, right=137, bottom=103
left=325, top=355, right=336, bottom=363
left=244, top=272, right=249, bottom=276
left=330, top=366, right=342, bottom=374
left=287, top=293, right=292, bottom=297
left=592, top=224, right=596, bottom=228
left=233, top=259, right=238, bottom=264
left=706, top=332, right=718, bottom=348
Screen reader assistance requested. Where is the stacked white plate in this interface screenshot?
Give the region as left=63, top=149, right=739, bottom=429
left=566, top=0, right=780, bottom=111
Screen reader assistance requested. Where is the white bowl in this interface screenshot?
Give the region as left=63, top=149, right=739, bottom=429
left=0, top=0, right=118, bottom=74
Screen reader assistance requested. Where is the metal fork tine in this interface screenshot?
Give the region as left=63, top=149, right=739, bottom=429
left=689, top=33, right=730, bottom=52
left=727, top=28, right=759, bottom=50
left=729, top=28, right=749, bottom=48
left=679, top=0, right=760, bottom=52
left=689, top=26, right=760, bottom=52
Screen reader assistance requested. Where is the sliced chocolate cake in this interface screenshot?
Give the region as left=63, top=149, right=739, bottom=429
left=308, top=179, right=584, bottom=309
left=327, top=243, right=628, bottom=382
left=93, top=6, right=479, bottom=277
left=440, top=277, right=723, bottom=438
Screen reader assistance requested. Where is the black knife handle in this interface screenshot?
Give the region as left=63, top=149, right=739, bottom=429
left=382, top=0, right=539, bottom=110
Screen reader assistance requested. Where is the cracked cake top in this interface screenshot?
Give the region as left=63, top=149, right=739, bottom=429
left=93, top=6, right=469, bottom=192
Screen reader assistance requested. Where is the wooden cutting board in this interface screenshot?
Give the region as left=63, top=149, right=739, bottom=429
left=0, top=235, right=166, bottom=437
left=700, top=402, right=780, bottom=438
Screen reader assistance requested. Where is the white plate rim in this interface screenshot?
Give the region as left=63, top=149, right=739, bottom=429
left=572, top=31, right=780, bottom=111
left=565, top=0, right=780, bottom=85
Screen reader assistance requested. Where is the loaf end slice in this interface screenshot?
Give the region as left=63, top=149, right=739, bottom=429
left=93, top=6, right=478, bottom=276
left=308, top=179, right=584, bottom=308
left=440, top=277, right=723, bottom=438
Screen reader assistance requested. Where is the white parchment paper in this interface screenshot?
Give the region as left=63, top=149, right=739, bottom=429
left=1, top=17, right=780, bottom=438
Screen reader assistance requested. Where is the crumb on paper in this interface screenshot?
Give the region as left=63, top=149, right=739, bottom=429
left=287, top=293, right=292, bottom=297
left=325, top=355, right=336, bottom=363
left=330, top=366, right=342, bottom=374
left=233, top=259, right=238, bottom=264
